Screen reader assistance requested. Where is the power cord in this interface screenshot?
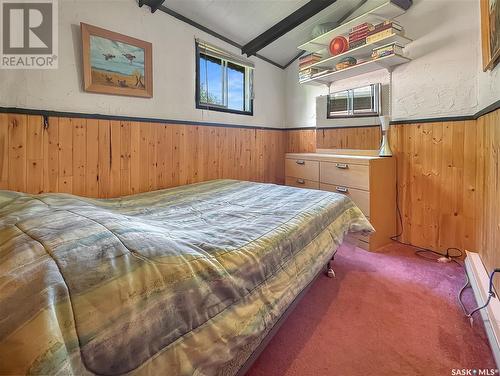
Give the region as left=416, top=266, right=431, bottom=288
left=459, top=269, right=500, bottom=326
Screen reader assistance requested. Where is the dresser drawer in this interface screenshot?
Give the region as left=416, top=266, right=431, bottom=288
left=286, top=177, right=320, bottom=190
left=320, top=161, right=369, bottom=191
left=285, top=158, right=319, bottom=181
left=320, top=183, right=370, bottom=216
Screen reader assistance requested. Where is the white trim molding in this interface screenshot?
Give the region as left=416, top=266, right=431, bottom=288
left=465, top=251, right=500, bottom=368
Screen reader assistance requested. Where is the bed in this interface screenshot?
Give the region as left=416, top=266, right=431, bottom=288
left=0, top=179, right=372, bottom=375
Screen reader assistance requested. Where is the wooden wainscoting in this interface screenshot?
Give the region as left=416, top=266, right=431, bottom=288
left=286, top=129, right=316, bottom=153
left=389, top=120, right=480, bottom=252
left=390, top=109, right=498, bottom=267
left=476, top=109, right=500, bottom=290
left=317, top=126, right=381, bottom=150
left=0, top=113, right=285, bottom=197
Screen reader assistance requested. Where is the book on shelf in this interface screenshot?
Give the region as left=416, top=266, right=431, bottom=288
left=349, top=27, right=370, bottom=35
left=348, top=20, right=402, bottom=44
left=299, top=53, right=322, bottom=63
left=351, top=22, right=373, bottom=32
left=367, top=22, right=403, bottom=36
left=299, top=69, right=332, bottom=83
left=299, top=54, right=322, bottom=69
left=299, top=67, right=322, bottom=77
left=299, top=58, right=321, bottom=67
left=369, top=20, right=403, bottom=33
left=371, top=42, right=404, bottom=59
left=349, top=28, right=369, bottom=38
left=366, top=28, right=403, bottom=44
left=299, top=67, right=329, bottom=81
left=299, top=60, right=322, bottom=68
left=348, top=39, right=367, bottom=49
left=348, top=32, right=368, bottom=43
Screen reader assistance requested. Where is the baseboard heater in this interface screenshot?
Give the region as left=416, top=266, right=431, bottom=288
left=465, top=251, right=500, bottom=368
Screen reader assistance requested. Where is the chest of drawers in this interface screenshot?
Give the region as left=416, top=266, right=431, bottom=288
left=285, top=151, right=396, bottom=251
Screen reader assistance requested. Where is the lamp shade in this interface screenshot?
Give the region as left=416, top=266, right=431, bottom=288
left=379, top=115, right=391, bottom=132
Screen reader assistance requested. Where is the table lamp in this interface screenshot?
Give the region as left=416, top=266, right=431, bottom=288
left=379, top=115, right=392, bottom=157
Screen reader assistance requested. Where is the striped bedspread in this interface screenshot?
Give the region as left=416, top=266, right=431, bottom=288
left=0, top=180, right=372, bottom=375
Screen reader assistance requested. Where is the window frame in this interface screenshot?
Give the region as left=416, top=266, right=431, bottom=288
left=326, top=84, right=381, bottom=119
left=195, top=42, right=254, bottom=116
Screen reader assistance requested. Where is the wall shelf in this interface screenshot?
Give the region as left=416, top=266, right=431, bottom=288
left=298, top=1, right=408, bottom=53
left=309, top=33, right=412, bottom=71
left=299, top=53, right=410, bottom=86
left=298, top=0, right=414, bottom=85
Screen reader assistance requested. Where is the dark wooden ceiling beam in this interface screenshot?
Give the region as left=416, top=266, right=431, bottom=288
left=241, top=0, right=338, bottom=57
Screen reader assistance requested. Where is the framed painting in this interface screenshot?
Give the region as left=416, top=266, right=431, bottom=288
left=480, top=0, right=500, bottom=71
left=81, top=23, right=153, bottom=97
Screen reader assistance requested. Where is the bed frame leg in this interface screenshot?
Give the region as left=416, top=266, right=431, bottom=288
left=326, top=254, right=336, bottom=278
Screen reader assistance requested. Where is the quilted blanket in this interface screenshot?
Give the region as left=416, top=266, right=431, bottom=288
left=0, top=180, right=373, bottom=375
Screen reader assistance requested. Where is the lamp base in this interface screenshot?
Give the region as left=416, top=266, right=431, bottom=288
left=378, top=134, right=392, bottom=157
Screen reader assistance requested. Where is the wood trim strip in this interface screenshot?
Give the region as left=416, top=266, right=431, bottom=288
left=0, top=107, right=285, bottom=131
left=2, top=99, right=498, bottom=132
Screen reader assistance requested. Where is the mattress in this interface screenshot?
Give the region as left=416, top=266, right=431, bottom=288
left=0, top=179, right=373, bottom=375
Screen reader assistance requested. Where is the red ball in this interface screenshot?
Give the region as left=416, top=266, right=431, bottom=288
left=329, top=36, right=349, bottom=56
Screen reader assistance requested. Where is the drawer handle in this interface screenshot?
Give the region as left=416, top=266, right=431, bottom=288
left=296, top=178, right=305, bottom=184
left=335, top=163, right=349, bottom=169
left=336, top=186, right=349, bottom=193
left=296, top=160, right=305, bottom=165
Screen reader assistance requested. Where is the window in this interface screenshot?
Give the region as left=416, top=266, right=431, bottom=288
left=196, top=40, right=254, bottom=115
left=327, top=84, right=381, bottom=118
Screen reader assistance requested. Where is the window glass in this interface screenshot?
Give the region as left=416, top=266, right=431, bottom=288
left=227, top=62, right=245, bottom=111
left=196, top=42, right=253, bottom=115
left=199, top=53, right=223, bottom=106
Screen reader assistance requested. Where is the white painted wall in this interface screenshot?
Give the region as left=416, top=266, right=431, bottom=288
left=284, top=59, right=328, bottom=128
left=285, top=0, right=500, bottom=128
left=0, top=0, right=286, bottom=128
left=392, top=0, right=480, bottom=119
left=2, top=0, right=497, bottom=129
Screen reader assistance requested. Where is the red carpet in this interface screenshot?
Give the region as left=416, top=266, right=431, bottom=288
left=246, top=242, right=495, bottom=376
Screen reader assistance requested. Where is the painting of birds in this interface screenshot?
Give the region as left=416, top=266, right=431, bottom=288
left=85, top=24, right=150, bottom=97
left=123, top=53, right=136, bottom=64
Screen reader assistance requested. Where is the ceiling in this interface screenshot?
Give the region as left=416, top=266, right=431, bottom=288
left=164, top=0, right=370, bottom=67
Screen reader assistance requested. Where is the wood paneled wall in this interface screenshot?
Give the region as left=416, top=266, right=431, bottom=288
left=389, top=120, right=480, bottom=252
left=0, top=113, right=285, bottom=197
left=476, top=109, right=500, bottom=286
left=286, top=129, right=316, bottom=153
left=317, top=126, right=381, bottom=150
left=285, top=126, right=381, bottom=153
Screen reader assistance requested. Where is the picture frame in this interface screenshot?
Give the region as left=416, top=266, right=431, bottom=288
left=480, top=0, right=500, bottom=71
left=81, top=23, right=153, bottom=98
